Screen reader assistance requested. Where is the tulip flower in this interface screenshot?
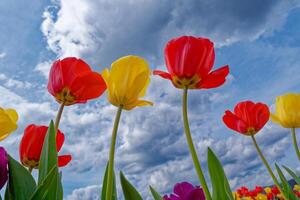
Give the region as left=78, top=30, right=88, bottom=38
left=102, top=55, right=153, bottom=110
left=154, top=36, right=229, bottom=90
left=48, top=57, right=107, bottom=130
left=101, top=55, right=152, bottom=200
left=223, top=101, right=286, bottom=199
left=19, top=124, right=71, bottom=172
left=223, top=101, right=270, bottom=136
left=163, top=182, right=205, bottom=200
left=0, top=147, right=8, bottom=190
left=271, top=93, right=300, bottom=162
left=154, top=36, right=230, bottom=200
left=0, top=107, right=18, bottom=141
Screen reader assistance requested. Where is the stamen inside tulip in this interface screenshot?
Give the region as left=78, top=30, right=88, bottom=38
left=55, top=87, right=76, bottom=105
left=247, top=127, right=256, bottom=135
left=22, top=157, right=39, bottom=169
left=172, top=75, right=201, bottom=89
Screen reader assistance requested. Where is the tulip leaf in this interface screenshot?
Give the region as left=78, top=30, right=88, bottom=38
left=149, top=186, right=163, bottom=200
left=101, top=163, right=117, bottom=200
left=30, top=166, right=58, bottom=200
left=275, top=164, right=298, bottom=200
left=282, top=165, right=300, bottom=185
left=120, top=171, right=143, bottom=200
left=207, top=147, right=234, bottom=200
left=5, top=155, right=36, bottom=200
left=38, top=120, right=62, bottom=200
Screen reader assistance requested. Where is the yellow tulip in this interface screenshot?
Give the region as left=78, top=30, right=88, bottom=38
left=255, top=194, right=267, bottom=200
left=0, top=107, right=18, bottom=141
left=102, top=55, right=153, bottom=110
left=294, top=184, right=300, bottom=191
left=271, top=93, right=300, bottom=128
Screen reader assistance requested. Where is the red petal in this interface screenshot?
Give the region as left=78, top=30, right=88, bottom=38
left=165, top=36, right=215, bottom=78
left=234, top=101, right=255, bottom=127
left=56, top=130, right=65, bottom=152
left=198, top=65, right=229, bottom=89
left=58, top=155, right=72, bottom=167
left=153, top=70, right=172, bottom=80
left=253, top=103, right=270, bottom=132
left=223, top=110, right=248, bottom=134
left=47, top=57, right=92, bottom=96
left=60, top=57, right=91, bottom=87
left=47, top=60, right=64, bottom=96
left=70, top=71, right=107, bottom=101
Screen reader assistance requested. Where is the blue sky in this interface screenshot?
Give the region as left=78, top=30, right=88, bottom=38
left=1, top=0, right=300, bottom=199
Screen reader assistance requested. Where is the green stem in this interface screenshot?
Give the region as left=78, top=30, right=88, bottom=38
left=54, top=102, right=65, bottom=132
left=250, top=135, right=284, bottom=196
left=182, top=87, right=212, bottom=200
left=291, top=128, right=300, bottom=162
left=105, top=106, right=123, bottom=200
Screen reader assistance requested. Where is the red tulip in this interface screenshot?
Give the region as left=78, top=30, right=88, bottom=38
left=19, top=124, right=71, bottom=169
left=48, top=57, right=106, bottom=105
left=223, top=101, right=270, bottom=135
left=154, top=36, right=229, bottom=89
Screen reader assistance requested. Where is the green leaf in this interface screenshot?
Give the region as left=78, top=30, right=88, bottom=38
left=101, top=163, right=117, bottom=200
left=207, top=147, right=234, bottom=200
left=283, top=165, right=300, bottom=185
left=30, top=166, right=58, bottom=200
left=38, top=120, right=62, bottom=200
left=5, top=155, right=36, bottom=200
left=120, top=171, right=143, bottom=200
left=275, top=164, right=298, bottom=200
left=149, top=186, right=163, bottom=200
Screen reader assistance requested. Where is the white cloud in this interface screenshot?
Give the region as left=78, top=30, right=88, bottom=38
left=0, top=52, right=6, bottom=59
left=41, top=0, right=299, bottom=66
left=35, top=61, right=52, bottom=78
left=65, top=185, right=100, bottom=200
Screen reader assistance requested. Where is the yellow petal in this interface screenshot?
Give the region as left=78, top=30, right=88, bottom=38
left=272, top=93, right=300, bottom=128
left=0, top=133, right=10, bottom=141
left=101, top=68, right=110, bottom=84
left=105, top=55, right=152, bottom=110
left=124, top=100, right=153, bottom=110
left=5, top=108, right=18, bottom=123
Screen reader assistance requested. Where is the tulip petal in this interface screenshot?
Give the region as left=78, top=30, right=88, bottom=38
left=153, top=70, right=172, bottom=81
left=58, top=155, right=72, bottom=167
left=270, top=113, right=282, bottom=125
left=5, top=109, right=18, bottom=123
left=253, top=103, right=270, bottom=131
left=124, top=100, right=153, bottom=110
left=223, top=110, right=248, bottom=134
left=70, top=71, right=107, bottom=102
left=198, top=65, right=229, bottom=89
left=0, top=133, right=10, bottom=141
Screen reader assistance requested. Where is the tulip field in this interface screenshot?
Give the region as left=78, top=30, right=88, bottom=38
left=1, top=35, right=300, bottom=200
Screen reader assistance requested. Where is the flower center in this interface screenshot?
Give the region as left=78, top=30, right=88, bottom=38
left=22, top=157, right=39, bottom=169
left=55, top=87, right=76, bottom=105
left=172, top=75, right=201, bottom=89
left=247, top=127, right=256, bottom=135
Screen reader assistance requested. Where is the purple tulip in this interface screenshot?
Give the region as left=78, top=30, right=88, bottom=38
left=0, top=147, right=8, bottom=190
left=163, top=182, right=205, bottom=200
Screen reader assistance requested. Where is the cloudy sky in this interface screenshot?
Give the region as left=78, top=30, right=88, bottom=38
left=1, top=0, right=300, bottom=199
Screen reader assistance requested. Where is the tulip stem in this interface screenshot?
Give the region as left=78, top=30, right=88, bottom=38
left=28, top=167, right=33, bottom=173
left=182, top=87, right=212, bottom=200
left=106, top=106, right=123, bottom=200
left=250, top=135, right=285, bottom=196
left=54, top=102, right=65, bottom=132
left=291, top=128, right=300, bottom=162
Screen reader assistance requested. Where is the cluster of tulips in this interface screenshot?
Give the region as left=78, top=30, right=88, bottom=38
left=0, top=35, right=300, bottom=200
left=234, top=185, right=300, bottom=200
